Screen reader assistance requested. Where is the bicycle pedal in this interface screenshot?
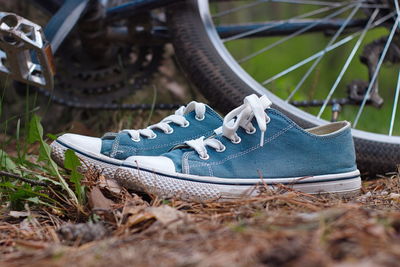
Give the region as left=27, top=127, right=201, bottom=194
left=0, top=12, right=55, bottom=90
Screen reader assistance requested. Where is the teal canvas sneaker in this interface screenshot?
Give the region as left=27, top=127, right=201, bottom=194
left=115, top=94, right=361, bottom=202
left=50, top=101, right=223, bottom=178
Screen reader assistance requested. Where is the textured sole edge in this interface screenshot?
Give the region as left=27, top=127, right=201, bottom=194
left=50, top=141, right=121, bottom=180
left=114, top=166, right=362, bottom=202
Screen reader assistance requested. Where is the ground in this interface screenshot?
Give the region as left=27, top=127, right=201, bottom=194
left=2, top=173, right=400, bottom=267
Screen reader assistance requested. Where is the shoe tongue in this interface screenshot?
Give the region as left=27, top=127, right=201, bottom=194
left=101, top=132, right=118, bottom=140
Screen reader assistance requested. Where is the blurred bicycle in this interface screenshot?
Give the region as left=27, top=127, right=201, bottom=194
left=1, top=0, right=399, bottom=174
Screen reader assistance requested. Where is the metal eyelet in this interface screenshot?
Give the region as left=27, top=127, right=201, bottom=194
left=148, top=133, right=157, bottom=139
left=231, top=136, right=241, bottom=144
left=216, top=146, right=226, bottom=152
left=165, top=128, right=174, bottom=134
left=195, top=115, right=205, bottom=121
left=246, top=127, right=256, bottom=134
left=199, top=154, right=210, bottom=160
left=182, top=121, right=190, bottom=128
left=131, top=137, right=141, bottom=142
left=266, top=116, right=271, bottom=124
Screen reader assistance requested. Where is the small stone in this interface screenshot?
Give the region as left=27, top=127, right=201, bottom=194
left=9, top=211, right=29, bottom=218
left=57, top=222, right=107, bottom=245
left=389, top=193, right=400, bottom=199
left=360, top=191, right=372, bottom=199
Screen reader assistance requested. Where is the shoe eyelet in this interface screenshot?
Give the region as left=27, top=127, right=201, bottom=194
left=131, top=137, right=141, bottom=142
left=199, top=154, right=210, bottom=160
left=246, top=127, right=256, bottom=134
left=266, top=116, right=271, bottom=124
left=148, top=133, right=157, bottom=139
left=231, top=136, right=241, bottom=144
left=182, top=121, right=190, bottom=128
left=195, top=115, right=205, bottom=121
left=165, top=128, right=174, bottom=134
left=216, top=146, right=226, bottom=153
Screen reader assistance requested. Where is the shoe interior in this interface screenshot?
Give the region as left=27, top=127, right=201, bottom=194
left=306, top=121, right=350, bottom=136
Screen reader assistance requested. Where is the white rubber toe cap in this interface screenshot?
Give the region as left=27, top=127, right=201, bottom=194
left=124, top=156, right=176, bottom=173
left=57, top=133, right=102, bottom=154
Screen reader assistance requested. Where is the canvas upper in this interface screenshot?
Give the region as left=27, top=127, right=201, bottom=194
left=124, top=95, right=358, bottom=179
left=55, top=101, right=223, bottom=160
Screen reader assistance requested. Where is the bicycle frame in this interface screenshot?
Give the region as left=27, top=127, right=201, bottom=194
left=1, top=0, right=371, bottom=91
left=31, top=0, right=368, bottom=52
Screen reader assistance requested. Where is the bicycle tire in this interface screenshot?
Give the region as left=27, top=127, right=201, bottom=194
left=167, top=0, right=400, bottom=176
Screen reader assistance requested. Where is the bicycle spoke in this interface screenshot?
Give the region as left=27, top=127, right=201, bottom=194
left=262, top=36, right=353, bottom=84
left=223, top=4, right=345, bottom=42
left=212, top=0, right=353, bottom=19
left=208, top=0, right=399, bottom=136
left=260, top=11, right=395, bottom=85
left=213, top=0, right=266, bottom=18
left=238, top=3, right=357, bottom=64
left=270, top=0, right=384, bottom=8
left=388, top=0, right=400, bottom=136
left=272, top=0, right=349, bottom=7
left=286, top=3, right=362, bottom=101
left=353, top=18, right=400, bottom=128
left=389, top=70, right=400, bottom=136
left=317, top=8, right=379, bottom=118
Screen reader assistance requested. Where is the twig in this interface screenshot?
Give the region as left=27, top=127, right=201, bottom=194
left=0, top=170, right=48, bottom=186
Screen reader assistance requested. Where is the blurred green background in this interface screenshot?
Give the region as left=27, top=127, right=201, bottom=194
left=212, top=1, right=400, bottom=136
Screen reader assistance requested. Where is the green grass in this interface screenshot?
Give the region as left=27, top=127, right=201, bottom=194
left=0, top=78, right=164, bottom=217
left=0, top=114, right=85, bottom=212
left=0, top=77, right=85, bottom=215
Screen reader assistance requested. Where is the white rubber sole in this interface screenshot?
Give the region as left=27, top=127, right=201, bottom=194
left=50, top=140, right=123, bottom=179
left=114, top=165, right=361, bottom=202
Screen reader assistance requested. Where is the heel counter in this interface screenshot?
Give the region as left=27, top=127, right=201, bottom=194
left=339, top=127, right=358, bottom=172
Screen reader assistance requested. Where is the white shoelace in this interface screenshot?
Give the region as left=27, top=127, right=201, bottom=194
left=124, top=101, right=206, bottom=142
left=185, top=95, right=272, bottom=159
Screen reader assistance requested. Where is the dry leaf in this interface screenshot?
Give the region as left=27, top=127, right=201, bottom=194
left=146, top=205, right=189, bottom=230
left=126, top=212, right=155, bottom=228
left=98, top=175, right=123, bottom=194
left=88, top=186, right=115, bottom=211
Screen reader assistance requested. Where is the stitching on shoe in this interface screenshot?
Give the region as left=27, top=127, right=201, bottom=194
left=110, top=134, right=121, bottom=158
left=188, top=123, right=294, bottom=168
left=208, top=164, right=214, bottom=176
left=182, top=151, right=193, bottom=174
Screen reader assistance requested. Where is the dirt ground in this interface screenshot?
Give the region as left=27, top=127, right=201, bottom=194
left=2, top=172, right=400, bottom=267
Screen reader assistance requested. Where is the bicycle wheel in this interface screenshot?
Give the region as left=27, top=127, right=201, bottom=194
left=168, top=0, right=400, bottom=176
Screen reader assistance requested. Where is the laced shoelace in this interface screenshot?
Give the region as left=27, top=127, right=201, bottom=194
left=123, top=101, right=206, bottom=142
left=185, top=95, right=272, bottom=160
